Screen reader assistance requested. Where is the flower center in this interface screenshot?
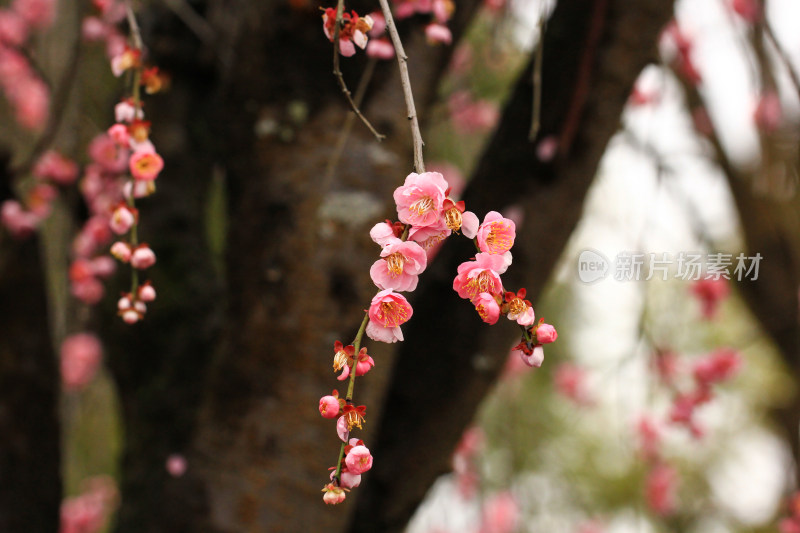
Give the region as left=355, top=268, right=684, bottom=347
left=466, top=271, right=495, bottom=298
left=486, top=222, right=512, bottom=251
left=444, top=207, right=462, bottom=232
left=333, top=350, right=349, bottom=372
left=378, top=301, right=408, bottom=327
left=409, top=196, right=433, bottom=216
left=386, top=252, right=405, bottom=277
left=508, top=297, right=526, bottom=316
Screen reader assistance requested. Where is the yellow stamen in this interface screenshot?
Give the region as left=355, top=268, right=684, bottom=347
left=333, top=350, right=348, bottom=372
left=444, top=207, right=462, bottom=232
left=385, top=252, right=405, bottom=277
left=465, top=271, right=495, bottom=299
left=508, top=298, right=526, bottom=316
left=410, top=196, right=433, bottom=216
left=378, top=301, right=408, bottom=327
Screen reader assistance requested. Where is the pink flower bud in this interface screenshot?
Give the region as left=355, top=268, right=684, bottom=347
left=474, top=292, right=500, bottom=324
left=366, top=38, right=394, bottom=60
left=319, top=395, right=340, bottom=419
left=425, top=23, right=452, bottom=45
left=536, top=323, right=557, bottom=344
left=108, top=123, right=130, bottom=147
left=110, top=241, right=132, bottom=262
left=60, top=333, right=103, bottom=391
left=90, top=255, right=116, bottom=278
left=166, top=454, right=187, bottom=477
left=123, top=179, right=156, bottom=199
left=130, top=245, right=156, bottom=269
left=121, top=309, right=140, bottom=324
left=322, top=483, right=346, bottom=505
left=345, top=444, right=373, bottom=475
left=138, top=281, right=156, bottom=302
left=110, top=204, right=136, bottom=235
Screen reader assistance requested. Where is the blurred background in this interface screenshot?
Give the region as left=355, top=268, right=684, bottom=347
left=1, top=0, right=799, bottom=531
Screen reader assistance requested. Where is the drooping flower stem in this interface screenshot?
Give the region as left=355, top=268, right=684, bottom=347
left=125, top=0, right=144, bottom=296
left=346, top=311, right=370, bottom=401
left=377, top=0, right=425, bottom=173
left=332, top=0, right=385, bottom=141
left=332, top=311, right=371, bottom=484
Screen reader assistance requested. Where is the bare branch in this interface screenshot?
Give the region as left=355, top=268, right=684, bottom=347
left=377, top=0, right=425, bottom=173
left=332, top=0, right=385, bottom=142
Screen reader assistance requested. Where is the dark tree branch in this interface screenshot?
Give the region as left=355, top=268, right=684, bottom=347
left=350, top=1, right=677, bottom=531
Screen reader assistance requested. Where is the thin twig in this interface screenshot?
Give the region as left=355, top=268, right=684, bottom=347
left=377, top=0, right=425, bottom=173
left=332, top=0, right=385, bottom=142
left=528, top=16, right=545, bottom=141
left=763, top=16, right=800, bottom=103
left=162, top=0, right=216, bottom=45
left=125, top=0, right=144, bottom=50
left=324, top=56, right=378, bottom=188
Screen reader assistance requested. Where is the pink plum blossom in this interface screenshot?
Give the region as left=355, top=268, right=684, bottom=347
left=0, top=10, right=28, bottom=46
left=366, top=38, right=394, bottom=60
left=425, top=23, right=452, bottom=45
left=166, top=454, right=187, bottom=477
left=369, top=220, right=403, bottom=246
left=319, top=395, right=340, bottom=419
left=535, top=322, right=558, bottom=344
left=732, top=0, right=761, bottom=22
left=453, top=252, right=509, bottom=302
left=366, top=289, right=413, bottom=343
left=1, top=199, right=39, bottom=237
left=129, top=150, right=164, bottom=181
left=110, top=241, right=132, bottom=262
left=370, top=237, right=427, bottom=292
left=637, top=415, right=662, bottom=461
left=107, top=123, right=130, bottom=147
left=345, top=443, right=373, bottom=474
left=448, top=91, right=500, bottom=134
left=553, top=362, right=593, bottom=406
left=645, top=463, right=678, bottom=516
left=478, top=491, right=519, bottom=533
left=89, top=133, right=128, bottom=174
left=393, top=171, right=448, bottom=228
left=12, top=0, right=55, bottom=29
left=692, top=348, right=741, bottom=385
left=474, top=292, right=500, bottom=324
left=110, top=204, right=136, bottom=234
left=516, top=343, right=544, bottom=368
left=321, top=8, right=374, bottom=57
left=336, top=415, right=349, bottom=442
left=332, top=468, right=361, bottom=489
left=691, top=277, right=729, bottom=319
left=60, top=333, right=103, bottom=391
left=130, top=244, right=156, bottom=269
left=476, top=211, right=515, bottom=255
left=33, top=150, right=79, bottom=185
left=138, top=281, right=156, bottom=302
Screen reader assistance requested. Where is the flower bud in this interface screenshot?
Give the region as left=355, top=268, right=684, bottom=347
left=536, top=323, right=558, bottom=344
left=130, top=245, right=156, bottom=269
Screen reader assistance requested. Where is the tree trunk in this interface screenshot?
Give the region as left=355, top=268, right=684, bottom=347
left=351, top=0, right=676, bottom=531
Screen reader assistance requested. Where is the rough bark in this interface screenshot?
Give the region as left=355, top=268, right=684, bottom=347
left=350, top=1, right=676, bottom=531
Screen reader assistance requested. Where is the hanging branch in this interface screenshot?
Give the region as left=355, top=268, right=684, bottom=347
left=377, top=0, right=425, bottom=173
left=529, top=16, right=545, bottom=141
left=332, top=0, right=385, bottom=142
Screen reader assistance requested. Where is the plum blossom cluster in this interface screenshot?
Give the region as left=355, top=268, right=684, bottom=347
left=320, top=170, right=557, bottom=504
left=0, top=0, right=54, bottom=130
left=321, top=7, right=374, bottom=57
left=632, top=346, right=741, bottom=516
left=91, top=3, right=165, bottom=324
left=60, top=332, right=103, bottom=392
left=392, top=0, right=454, bottom=45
